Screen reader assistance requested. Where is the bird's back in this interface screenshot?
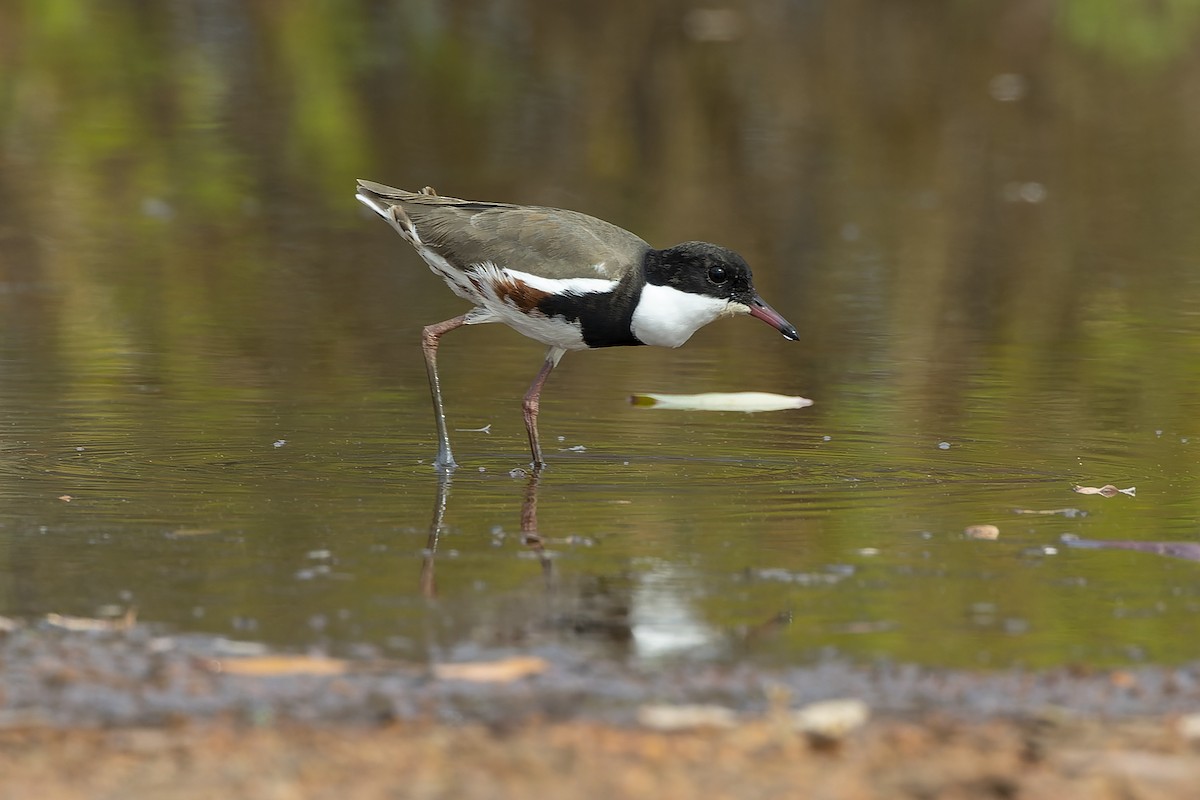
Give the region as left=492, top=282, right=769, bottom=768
left=356, top=180, right=651, bottom=281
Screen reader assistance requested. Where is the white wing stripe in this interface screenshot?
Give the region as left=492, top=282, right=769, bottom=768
left=502, top=268, right=617, bottom=296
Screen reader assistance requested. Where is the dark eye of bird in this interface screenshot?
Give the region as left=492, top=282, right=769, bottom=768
left=707, top=266, right=728, bottom=285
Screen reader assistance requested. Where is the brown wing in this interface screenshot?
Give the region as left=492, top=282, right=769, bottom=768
left=356, top=180, right=651, bottom=281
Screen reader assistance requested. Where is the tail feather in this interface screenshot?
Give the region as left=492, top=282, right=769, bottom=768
left=356, top=179, right=449, bottom=244
left=354, top=191, right=390, bottom=219
left=357, top=178, right=417, bottom=199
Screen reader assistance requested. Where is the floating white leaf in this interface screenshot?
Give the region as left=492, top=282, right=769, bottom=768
left=630, top=391, right=813, bottom=413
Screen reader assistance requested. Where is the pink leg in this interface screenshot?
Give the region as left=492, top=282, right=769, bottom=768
left=422, top=315, right=470, bottom=470
left=522, top=355, right=558, bottom=471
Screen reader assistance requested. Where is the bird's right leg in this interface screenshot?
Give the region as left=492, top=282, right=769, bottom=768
left=421, top=314, right=471, bottom=470
left=522, top=347, right=566, bottom=472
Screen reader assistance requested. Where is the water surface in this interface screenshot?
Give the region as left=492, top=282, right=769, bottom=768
left=2, top=1, right=1200, bottom=672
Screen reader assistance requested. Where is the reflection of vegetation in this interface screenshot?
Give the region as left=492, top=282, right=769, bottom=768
left=3, top=1, right=1200, bottom=667
left=274, top=2, right=372, bottom=195
left=1061, top=0, right=1200, bottom=67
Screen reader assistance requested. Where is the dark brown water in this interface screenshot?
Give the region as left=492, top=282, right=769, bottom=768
left=3, top=2, right=1200, bottom=670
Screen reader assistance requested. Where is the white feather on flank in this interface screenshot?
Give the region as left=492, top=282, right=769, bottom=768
left=501, top=267, right=617, bottom=296
left=631, top=284, right=744, bottom=348
left=458, top=262, right=593, bottom=350
left=495, top=308, right=589, bottom=350
left=360, top=201, right=614, bottom=349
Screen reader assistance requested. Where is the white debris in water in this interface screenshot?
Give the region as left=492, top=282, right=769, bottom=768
left=752, top=567, right=848, bottom=586
left=141, top=196, right=174, bottom=220
left=1003, top=181, right=1047, bottom=204
left=683, top=8, right=742, bottom=42
left=630, top=391, right=813, bottom=413
left=988, top=73, right=1027, bottom=102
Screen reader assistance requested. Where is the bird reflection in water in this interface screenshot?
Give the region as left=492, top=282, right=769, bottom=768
left=415, top=474, right=634, bottom=650
left=419, top=473, right=551, bottom=600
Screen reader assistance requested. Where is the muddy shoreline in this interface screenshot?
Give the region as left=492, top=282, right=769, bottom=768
left=5, top=624, right=1200, bottom=727
left=2, top=625, right=1200, bottom=797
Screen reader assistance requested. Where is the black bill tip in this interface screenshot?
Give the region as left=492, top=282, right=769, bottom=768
left=748, top=295, right=799, bottom=341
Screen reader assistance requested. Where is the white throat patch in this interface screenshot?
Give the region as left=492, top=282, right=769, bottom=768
left=630, top=284, right=742, bottom=348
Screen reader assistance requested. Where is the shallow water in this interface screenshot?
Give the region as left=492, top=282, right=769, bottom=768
left=2, top=1, right=1200, bottom=672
